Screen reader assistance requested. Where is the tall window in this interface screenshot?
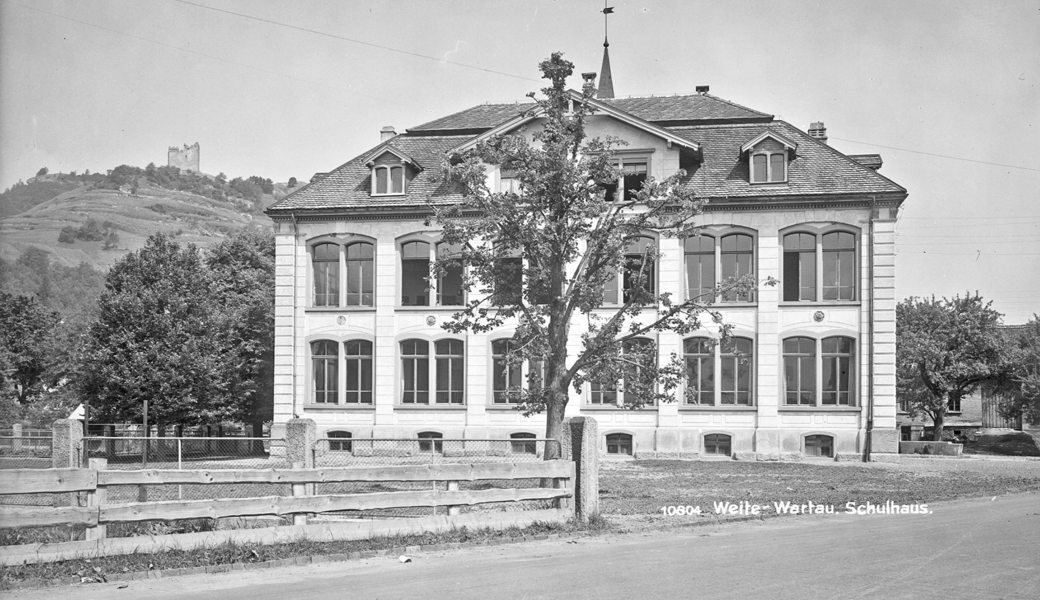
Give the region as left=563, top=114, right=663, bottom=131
left=345, top=243, right=374, bottom=306
left=685, top=337, right=753, bottom=406
left=590, top=338, right=655, bottom=406
left=400, top=339, right=429, bottom=404
left=784, top=336, right=856, bottom=407
left=399, top=339, right=465, bottom=405
left=401, top=241, right=430, bottom=306
left=312, top=340, right=338, bottom=404
left=783, top=230, right=857, bottom=302
left=604, top=236, right=656, bottom=305
left=435, top=339, right=465, bottom=404
left=500, top=168, right=519, bottom=194
left=783, top=337, right=816, bottom=405
left=494, top=246, right=523, bottom=305
left=437, top=243, right=465, bottom=306
left=720, top=234, right=754, bottom=302
left=492, top=339, right=522, bottom=404
left=344, top=340, right=373, bottom=404
left=313, top=243, right=340, bottom=307
left=602, top=159, right=648, bottom=202
left=822, top=232, right=856, bottom=301
left=822, top=337, right=854, bottom=405
left=783, top=233, right=816, bottom=302
left=720, top=338, right=753, bottom=405
left=373, top=165, right=404, bottom=195
left=684, top=236, right=715, bottom=301
left=684, top=337, right=715, bottom=405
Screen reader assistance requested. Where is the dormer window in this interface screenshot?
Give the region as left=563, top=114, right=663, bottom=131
left=741, top=131, right=797, bottom=185
left=364, top=146, right=420, bottom=197
left=751, top=152, right=786, bottom=183
left=374, top=165, right=404, bottom=195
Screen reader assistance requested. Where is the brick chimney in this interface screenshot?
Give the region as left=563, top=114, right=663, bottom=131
left=808, top=122, right=828, bottom=144
left=380, top=126, right=396, bottom=142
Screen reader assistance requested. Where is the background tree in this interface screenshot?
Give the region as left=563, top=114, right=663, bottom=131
left=435, top=53, right=758, bottom=455
left=206, top=228, right=276, bottom=436
left=79, top=234, right=232, bottom=430
left=36, top=167, right=48, bottom=177
left=896, top=293, right=1012, bottom=440
left=0, top=293, right=61, bottom=405
left=988, top=316, right=1040, bottom=426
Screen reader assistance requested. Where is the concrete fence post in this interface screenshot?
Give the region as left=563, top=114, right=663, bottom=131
left=566, top=416, right=599, bottom=522
left=12, top=423, right=22, bottom=452
left=285, top=418, right=316, bottom=469
left=52, top=419, right=84, bottom=507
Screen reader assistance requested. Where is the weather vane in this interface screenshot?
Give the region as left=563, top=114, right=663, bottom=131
left=602, top=3, right=614, bottom=47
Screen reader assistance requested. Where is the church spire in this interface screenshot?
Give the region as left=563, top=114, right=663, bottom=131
left=597, top=4, right=615, bottom=99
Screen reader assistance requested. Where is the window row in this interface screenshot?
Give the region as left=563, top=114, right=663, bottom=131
left=311, top=230, right=858, bottom=308
left=311, top=335, right=856, bottom=408
left=322, top=431, right=541, bottom=454
left=603, top=433, right=835, bottom=458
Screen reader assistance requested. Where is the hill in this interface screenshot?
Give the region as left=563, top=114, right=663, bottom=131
left=0, top=172, right=282, bottom=272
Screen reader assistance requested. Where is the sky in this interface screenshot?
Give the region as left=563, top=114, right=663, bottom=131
left=1, top=0, right=1038, bottom=322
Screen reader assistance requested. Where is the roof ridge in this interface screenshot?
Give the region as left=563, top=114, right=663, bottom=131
left=407, top=102, right=534, bottom=132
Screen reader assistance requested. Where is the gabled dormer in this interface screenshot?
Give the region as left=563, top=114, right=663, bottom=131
left=363, top=146, right=422, bottom=196
left=741, top=130, right=798, bottom=184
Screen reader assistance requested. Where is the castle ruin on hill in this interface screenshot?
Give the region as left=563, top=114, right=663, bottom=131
left=167, top=143, right=200, bottom=172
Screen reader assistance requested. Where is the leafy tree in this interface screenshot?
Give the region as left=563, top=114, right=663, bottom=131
left=206, top=229, right=276, bottom=435
left=896, top=293, right=1013, bottom=440
left=0, top=293, right=61, bottom=405
left=36, top=167, right=48, bottom=177
left=987, top=316, right=1040, bottom=425
left=288, top=177, right=298, bottom=188
left=435, top=53, right=757, bottom=455
left=79, top=234, right=232, bottom=429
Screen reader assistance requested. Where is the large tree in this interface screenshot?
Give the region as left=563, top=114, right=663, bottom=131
left=206, top=229, right=276, bottom=435
left=987, top=316, right=1040, bottom=426
left=79, top=234, right=233, bottom=429
left=896, top=293, right=1012, bottom=440
left=434, top=53, right=756, bottom=455
left=0, top=292, right=61, bottom=405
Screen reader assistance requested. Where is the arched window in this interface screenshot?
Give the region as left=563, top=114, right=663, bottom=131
left=783, top=230, right=857, bottom=302
left=401, top=241, right=430, bottom=306
left=345, top=242, right=374, bottom=306
left=783, top=337, right=816, bottom=405
left=590, top=338, right=655, bottom=406
left=606, top=433, right=633, bottom=455
left=436, top=243, right=464, bottom=306
left=313, top=243, right=339, bottom=307
left=704, top=434, right=731, bottom=456
left=492, top=339, right=522, bottom=404
left=822, top=336, right=855, bottom=405
left=684, top=235, right=715, bottom=302
left=344, top=340, right=373, bottom=404
left=311, top=340, right=338, bottom=404
left=602, top=236, right=656, bottom=305
left=805, top=434, right=833, bottom=458
left=418, top=431, right=443, bottom=453
left=328, top=431, right=352, bottom=452
left=720, top=234, right=754, bottom=302
left=684, top=337, right=715, bottom=405
left=510, top=432, right=537, bottom=454
left=720, top=337, right=753, bottom=405
left=400, top=339, right=465, bottom=405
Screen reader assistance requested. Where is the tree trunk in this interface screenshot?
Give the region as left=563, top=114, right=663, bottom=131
left=931, top=412, right=945, bottom=442
left=544, top=388, right=568, bottom=460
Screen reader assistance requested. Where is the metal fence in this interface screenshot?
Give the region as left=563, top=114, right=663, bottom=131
left=309, top=438, right=562, bottom=518
left=82, top=436, right=290, bottom=504
left=0, top=431, right=52, bottom=471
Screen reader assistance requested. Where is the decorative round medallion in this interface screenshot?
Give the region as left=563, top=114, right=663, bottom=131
left=426, top=315, right=437, bottom=326
left=336, top=316, right=346, bottom=326
left=813, top=311, right=825, bottom=323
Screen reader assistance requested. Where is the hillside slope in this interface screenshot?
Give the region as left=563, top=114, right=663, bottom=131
left=0, top=182, right=275, bottom=271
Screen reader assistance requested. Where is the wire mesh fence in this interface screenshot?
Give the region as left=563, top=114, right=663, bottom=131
left=310, top=438, right=562, bottom=519
left=0, top=433, right=53, bottom=472
left=83, top=436, right=291, bottom=504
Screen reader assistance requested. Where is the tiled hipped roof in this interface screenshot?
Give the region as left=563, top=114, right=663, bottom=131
left=268, top=94, right=904, bottom=214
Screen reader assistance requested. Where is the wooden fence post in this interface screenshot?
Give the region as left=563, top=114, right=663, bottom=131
left=567, top=416, right=599, bottom=522
left=86, top=458, right=107, bottom=541
left=446, top=481, right=460, bottom=516
left=291, top=461, right=307, bottom=526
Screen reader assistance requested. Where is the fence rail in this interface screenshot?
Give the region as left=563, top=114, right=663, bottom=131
left=0, top=460, right=574, bottom=566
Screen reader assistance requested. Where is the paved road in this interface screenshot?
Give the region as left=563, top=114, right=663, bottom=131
left=6, top=492, right=1039, bottom=600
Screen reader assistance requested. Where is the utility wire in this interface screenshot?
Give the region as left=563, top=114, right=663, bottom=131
left=173, top=0, right=543, bottom=84
left=830, top=137, right=1040, bottom=172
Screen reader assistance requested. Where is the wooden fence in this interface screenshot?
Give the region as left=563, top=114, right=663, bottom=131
left=0, top=460, right=574, bottom=566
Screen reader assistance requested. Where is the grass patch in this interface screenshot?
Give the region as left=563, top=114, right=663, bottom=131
left=0, top=519, right=598, bottom=587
